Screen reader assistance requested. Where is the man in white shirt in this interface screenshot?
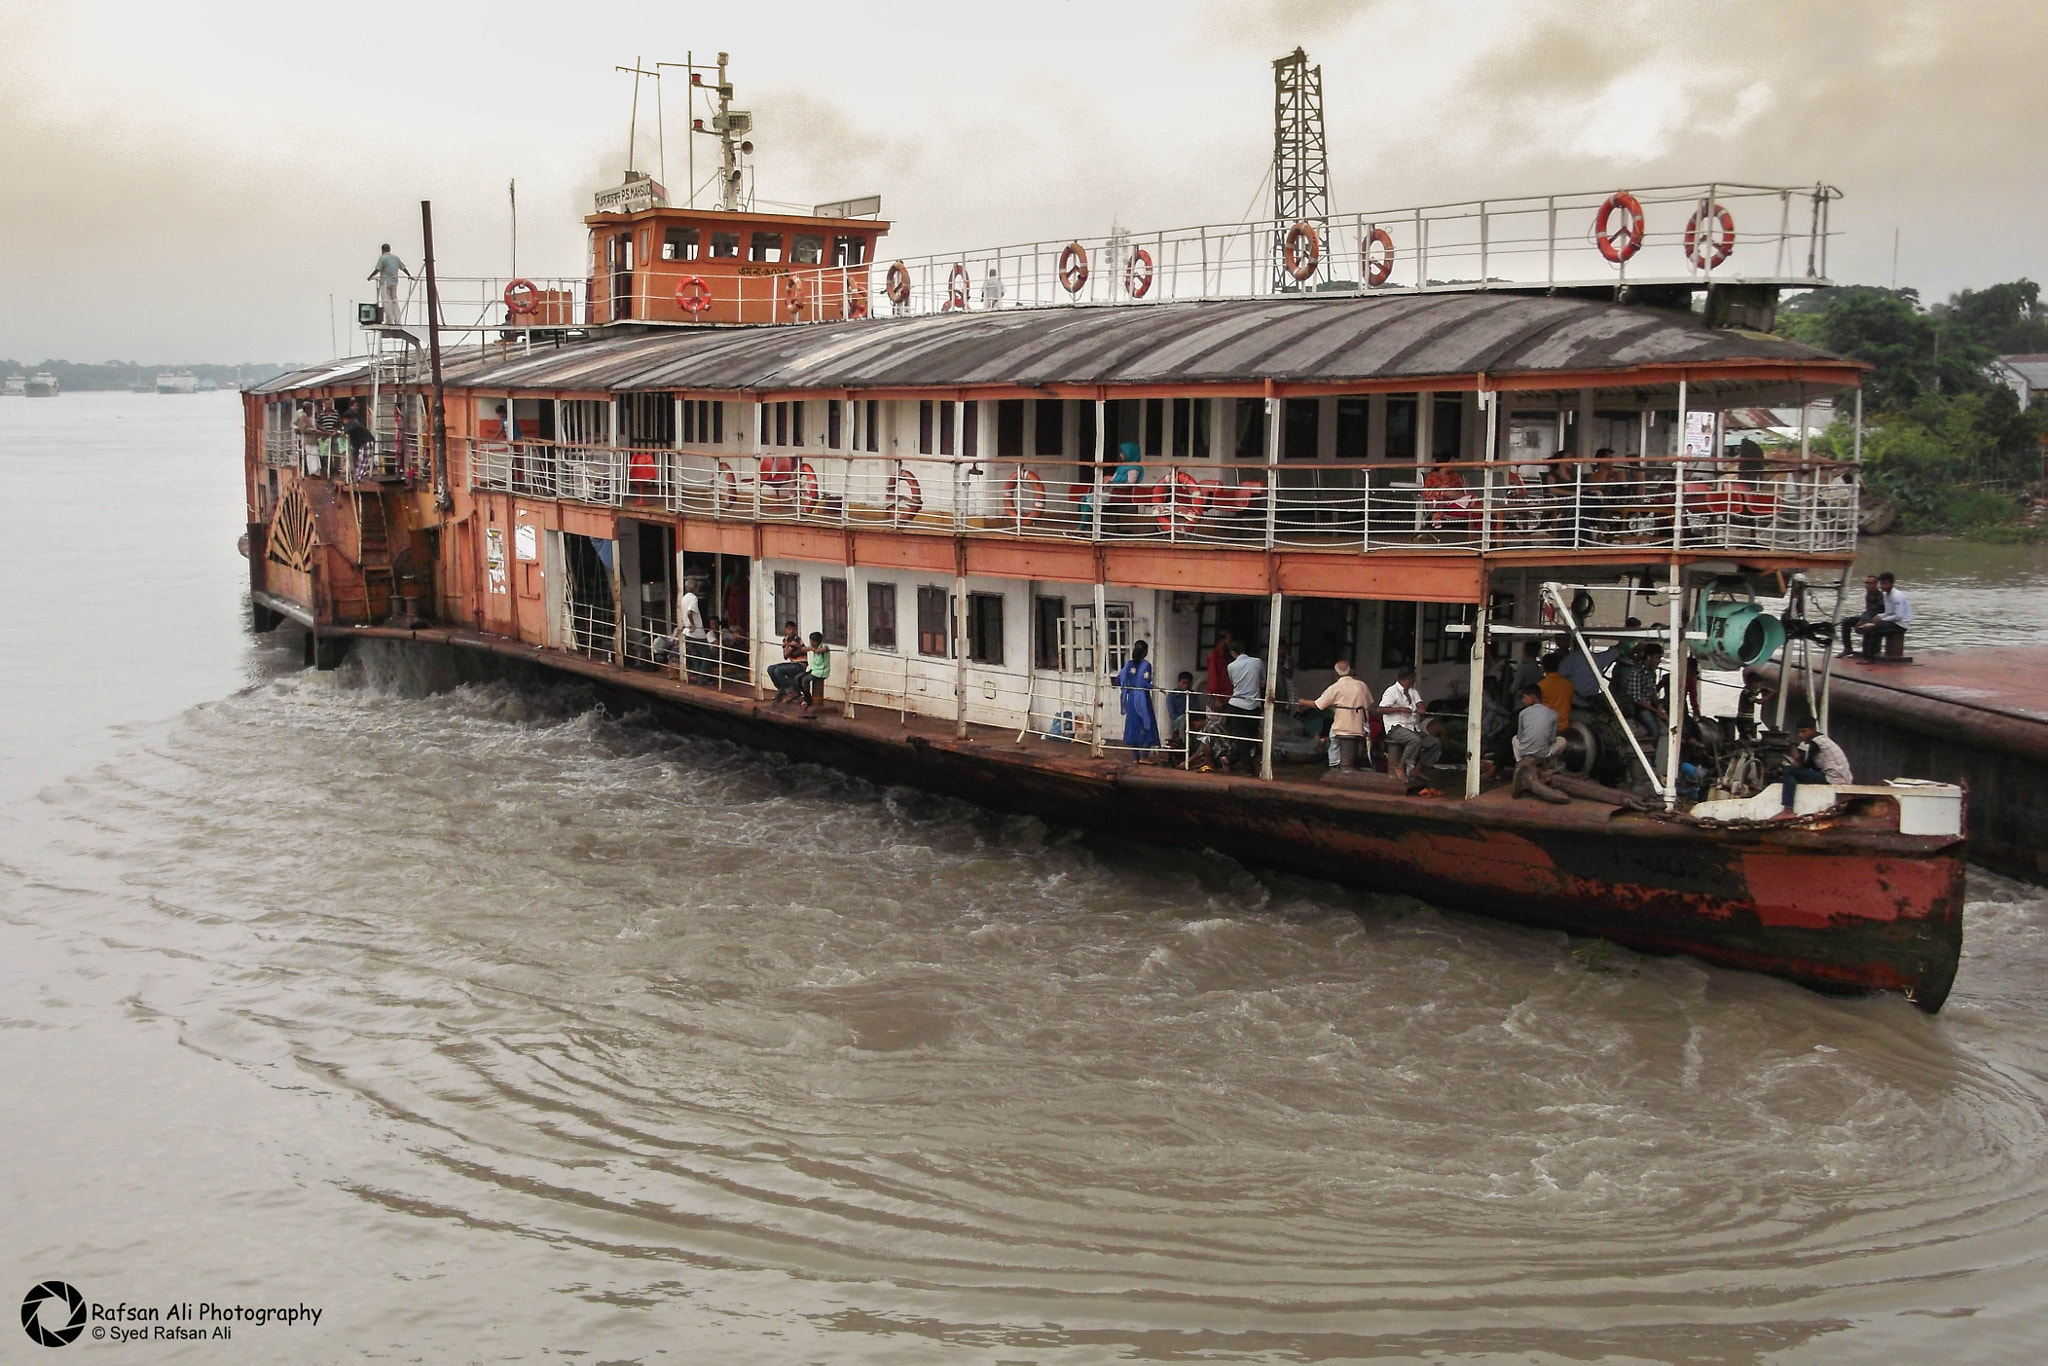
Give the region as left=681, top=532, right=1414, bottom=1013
left=679, top=579, right=711, bottom=683
left=1379, top=667, right=1441, bottom=780
left=1776, top=720, right=1853, bottom=817
left=1214, top=646, right=1266, bottom=772
left=1856, top=572, right=1912, bottom=659
left=1511, top=682, right=1570, bottom=803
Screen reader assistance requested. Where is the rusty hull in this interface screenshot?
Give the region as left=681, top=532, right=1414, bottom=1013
left=342, top=627, right=1966, bottom=1013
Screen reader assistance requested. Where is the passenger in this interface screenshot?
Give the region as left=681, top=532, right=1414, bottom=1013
left=717, top=618, right=748, bottom=684
left=801, top=632, right=830, bottom=712
left=342, top=400, right=376, bottom=481
left=1840, top=575, right=1883, bottom=654
left=1221, top=644, right=1266, bottom=773
left=1736, top=436, right=1767, bottom=483
left=1114, top=640, right=1160, bottom=760
left=1775, top=719, right=1852, bottom=818
left=1538, top=652, right=1575, bottom=726
left=1165, top=670, right=1195, bottom=762
left=1297, top=658, right=1373, bottom=771
left=769, top=621, right=807, bottom=702
left=1511, top=682, right=1571, bottom=804
left=1379, top=667, right=1441, bottom=781
left=679, top=578, right=712, bottom=683
left=1613, top=643, right=1666, bottom=738
left=1856, top=572, right=1911, bottom=659
left=367, top=243, right=412, bottom=323
left=1734, top=668, right=1775, bottom=740
left=294, top=399, right=319, bottom=474
left=1205, top=629, right=1234, bottom=711
left=315, top=401, right=343, bottom=476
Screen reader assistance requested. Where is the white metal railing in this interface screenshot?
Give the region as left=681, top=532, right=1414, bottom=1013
left=465, top=438, right=1857, bottom=556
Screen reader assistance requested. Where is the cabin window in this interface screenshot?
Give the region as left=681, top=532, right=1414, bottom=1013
left=996, top=399, right=1024, bottom=457
left=710, top=232, right=740, bottom=259
left=828, top=400, right=842, bottom=450
left=1033, top=399, right=1064, bottom=457
left=820, top=577, right=848, bottom=646
left=791, top=402, right=804, bottom=447
left=1033, top=596, right=1066, bottom=670
left=617, top=391, right=675, bottom=446
left=939, top=403, right=956, bottom=456
left=791, top=234, right=824, bottom=264
left=1433, top=398, right=1464, bottom=461
left=867, top=582, right=897, bottom=651
left=864, top=399, right=879, bottom=453
left=1170, top=397, right=1211, bottom=458
left=682, top=398, right=719, bottom=444
left=774, top=403, right=788, bottom=447
left=1144, top=398, right=1164, bottom=457
left=917, top=586, right=952, bottom=658
left=558, top=399, right=608, bottom=445
left=967, top=593, right=1004, bottom=666
left=832, top=235, right=866, bottom=266
left=749, top=233, right=783, bottom=263
left=773, top=573, right=801, bottom=635
left=1336, top=397, right=1369, bottom=461
left=961, top=401, right=978, bottom=459
left=1283, top=398, right=1319, bottom=460
left=1289, top=599, right=1356, bottom=671
left=1234, top=398, right=1268, bottom=460
left=1385, top=397, right=1417, bottom=460
left=918, top=401, right=934, bottom=455
left=662, top=227, right=699, bottom=261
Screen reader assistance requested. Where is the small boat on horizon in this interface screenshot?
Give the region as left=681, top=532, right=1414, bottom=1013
left=2, top=374, right=25, bottom=397
left=24, top=371, right=59, bottom=398
left=156, top=370, right=199, bottom=394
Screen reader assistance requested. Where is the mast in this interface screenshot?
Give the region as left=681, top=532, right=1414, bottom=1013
left=1271, top=47, right=1329, bottom=291
left=421, top=200, right=450, bottom=511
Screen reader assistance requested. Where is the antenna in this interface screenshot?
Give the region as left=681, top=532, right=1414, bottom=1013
left=615, top=56, right=662, bottom=176
left=1271, top=47, right=1330, bottom=290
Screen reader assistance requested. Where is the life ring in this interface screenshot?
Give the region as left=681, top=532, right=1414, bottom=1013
left=944, top=263, right=970, bottom=312
left=1283, top=221, right=1321, bottom=281
left=884, top=261, right=912, bottom=306
left=1003, top=469, right=1046, bottom=523
left=675, top=276, right=712, bottom=314
left=1595, top=192, right=1646, bottom=264
left=845, top=283, right=869, bottom=319
left=714, top=460, right=739, bottom=510
left=1057, top=242, right=1089, bottom=294
left=1125, top=248, right=1153, bottom=298
left=783, top=274, right=807, bottom=316
left=797, top=461, right=820, bottom=514
left=1151, top=469, right=1205, bottom=530
left=886, top=468, right=923, bottom=524
left=760, top=454, right=797, bottom=488
left=1684, top=203, right=1735, bottom=269
left=1200, top=478, right=1258, bottom=518
left=1362, top=227, right=1394, bottom=286
left=503, top=278, right=540, bottom=315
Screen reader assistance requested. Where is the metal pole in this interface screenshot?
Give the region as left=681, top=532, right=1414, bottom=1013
left=420, top=201, right=451, bottom=511
left=1819, top=564, right=1850, bottom=732
left=1662, top=564, right=1684, bottom=810
left=954, top=566, right=969, bottom=740
left=1260, top=589, right=1281, bottom=780
left=1464, top=594, right=1488, bottom=798
left=1263, top=385, right=1280, bottom=548
left=1544, top=583, right=1663, bottom=794
left=1091, top=579, right=1107, bottom=757
left=1480, top=385, right=1497, bottom=551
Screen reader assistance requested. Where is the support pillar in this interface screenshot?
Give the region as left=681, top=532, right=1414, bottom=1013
left=1091, top=578, right=1107, bottom=757
left=1663, top=563, right=1686, bottom=809
left=1260, top=589, right=1282, bottom=780
left=1464, top=593, right=1488, bottom=799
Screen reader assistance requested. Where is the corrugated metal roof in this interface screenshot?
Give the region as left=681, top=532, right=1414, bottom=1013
left=251, top=292, right=1853, bottom=397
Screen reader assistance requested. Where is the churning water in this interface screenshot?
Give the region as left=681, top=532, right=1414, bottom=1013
left=3, top=393, right=2046, bottom=1362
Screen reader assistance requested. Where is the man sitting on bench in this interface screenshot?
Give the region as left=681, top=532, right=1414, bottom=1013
left=1855, top=572, right=1912, bottom=660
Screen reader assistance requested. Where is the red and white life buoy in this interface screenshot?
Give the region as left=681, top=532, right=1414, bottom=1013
left=1684, top=203, right=1735, bottom=269
left=1283, top=221, right=1321, bottom=281
left=884, top=261, right=912, bottom=306
left=783, top=273, right=807, bottom=317
left=714, top=460, right=739, bottom=510
left=1151, top=469, right=1205, bottom=531
left=1057, top=242, right=1089, bottom=294
left=1595, top=192, right=1646, bottom=264
left=1124, top=248, right=1154, bottom=298
left=760, top=454, right=797, bottom=489
left=886, top=468, right=923, bottom=524
left=1362, top=227, right=1394, bottom=286
left=796, top=461, right=820, bottom=515
left=503, top=278, right=541, bottom=315
left=675, top=276, right=712, bottom=314
left=1003, top=469, right=1046, bottom=523
left=943, top=263, right=970, bottom=312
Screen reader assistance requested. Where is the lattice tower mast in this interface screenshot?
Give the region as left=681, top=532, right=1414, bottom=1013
left=1272, top=47, right=1329, bottom=290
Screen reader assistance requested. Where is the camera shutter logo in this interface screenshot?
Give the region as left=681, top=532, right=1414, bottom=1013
left=20, top=1281, right=86, bottom=1348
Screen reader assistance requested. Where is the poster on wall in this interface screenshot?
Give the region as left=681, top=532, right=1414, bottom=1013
left=1682, top=411, right=1715, bottom=460
left=515, top=523, right=537, bottom=562
left=486, top=527, right=508, bottom=595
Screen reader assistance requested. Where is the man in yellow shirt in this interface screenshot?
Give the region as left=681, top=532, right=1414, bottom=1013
left=1537, top=652, right=1575, bottom=727
left=1297, top=659, right=1374, bottom=770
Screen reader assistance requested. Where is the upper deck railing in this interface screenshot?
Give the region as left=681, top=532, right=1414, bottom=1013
left=462, top=436, right=1856, bottom=557
left=366, top=181, right=1837, bottom=335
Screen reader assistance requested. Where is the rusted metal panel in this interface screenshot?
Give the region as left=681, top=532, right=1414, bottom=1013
left=1277, top=553, right=1482, bottom=602
left=558, top=503, right=615, bottom=539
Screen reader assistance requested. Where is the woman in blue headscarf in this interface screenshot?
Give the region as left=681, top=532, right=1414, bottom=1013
left=1115, top=639, right=1159, bottom=759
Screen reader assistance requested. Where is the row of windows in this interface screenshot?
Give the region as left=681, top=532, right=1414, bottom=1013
left=771, top=575, right=1135, bottom=671
left=655, top=228, right=869, bottom=266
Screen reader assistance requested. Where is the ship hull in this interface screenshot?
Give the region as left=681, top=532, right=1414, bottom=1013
left=344, top=628, right=1966, bottom=1012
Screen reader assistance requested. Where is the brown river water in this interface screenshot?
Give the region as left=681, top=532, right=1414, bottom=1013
left=3, top=393, right=2046, bottom=1362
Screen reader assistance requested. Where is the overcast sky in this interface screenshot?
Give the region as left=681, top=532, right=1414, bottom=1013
left=2, top=0, right=2042, bottom=364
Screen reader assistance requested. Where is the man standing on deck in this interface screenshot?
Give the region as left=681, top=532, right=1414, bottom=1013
left=1379, top=667, right=1441, bottom=781
left=368, top=244, right=412, bottom=324
left=1205, top=629, right=1234, bottom=710
left=1220, top=644, right=1265, bottom=773
left=1856, top=573, right=1912, bottom=659
left=679, top=578, right=711, bottom=684
left=1297, top=659, right=1373, bottom=770
left=1511, top=682, right=1571, bottom=804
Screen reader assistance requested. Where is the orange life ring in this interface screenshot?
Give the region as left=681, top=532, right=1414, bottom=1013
left=1004, top=469, right=1046, bottom=523
left=884, top=261, right=912, bottom=306
left=1151, top=469, right=1205, bottom=530
left=503, top=278, right=540, bottom=315
left=944, top=263, right=970, bottom=312
left=1283, top=221, right=1321, bottom=281
left=1595, top=192, right=1646, bottom=264
left=1124, top=248, right=1153, bottom=298
left=886, top=468, right=922, bottom=524
left=1057, top=242, right=1089, bottom=294
left=1684, top=203, right=1735, bottom=269
left=675, top=276, right=712, bottom=314
left=714, top=460, right=739, bottom=510
left=797, top=461, right=820, bottom=514
left=1362, top=227, right=1394, bottom=286
left=783, top=274, right=807, bottom=316
left=760, top=454, right=797, bottom=488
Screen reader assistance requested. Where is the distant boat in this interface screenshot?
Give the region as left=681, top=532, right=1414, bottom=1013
left=155, top=370, right=199, bottom=394
left=24, top=372, right=58, bottom=398
left=2, top=375, right=25, bottom=397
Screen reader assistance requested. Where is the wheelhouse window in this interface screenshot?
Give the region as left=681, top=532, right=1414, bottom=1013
left=867, top=582, right=897, bottom=651
left=663, top=227, right=699, bottom=261
left=710, top=232, right=740, bottom=259
left=749, top=233, right=783, bottom=263
left=791, top=234, right=824, bottom=264
left=917, top=586, right=952, bottom=658
left=832, top=235, right=866, bottom=266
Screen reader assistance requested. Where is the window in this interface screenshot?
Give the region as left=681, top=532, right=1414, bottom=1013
left=682, top=398, right=720, bottom=445
left=713, top=401, right=724, bottom=443
left=1033, top=399, right=1064, bottom=456
left=967, top=593, right=1004, bottom=665
left=1288, top=598, right=1356, bottom=670
left=1172, top=397, right=1210, bottom=458
left=1385, top=397, right=1417, bottom=460
left=1234, top=398, right=1268, bottom=459
left=1433, top=398, right=1464, bottom=461
left=961, top=401, right=977, bottom=458
left=828, top=400, right=842, bottom=450
left=918, top=400, right=934, bottom=455
left=1070, top=602, right=1133, bottom=673
left=1284, top=397, right=1319, bottom=460
left=867, top=582, right=897, bottom=651
left=1033, top=596, right=1067, bottom=669
left=791, top=403, right=805, bottom=447
left=917, top=586, right=952, bottom=657
left=773, top=572, right=801, bottom=635
left=617, top=391, right=675, bottom=446
left=1144, top=397, right=1164, bottom=456
left=1380, top=601, right=1417, bottom=670
left=997, top=399, right=1025, bottom=457
left=865, top=399, right=879, bottom=452
left=663, top=227, right=699, bottom=261
left=774, top=402, right=788, bottom=447
left=1336, top=397, right=1369, bottom=461
left=939, top=403, right=955, bottom=456
left=791, top=234, right=824, bottom=264
left=820, top=577, right=847, bottom=646
left=710, top=232, right=740, bottom=259
left=832, top=235, right=866, bottom=267
left=749, top=233, right=783, bottom=262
